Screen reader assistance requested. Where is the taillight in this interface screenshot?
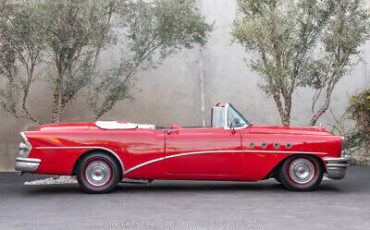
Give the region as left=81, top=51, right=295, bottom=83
left=19, top=132, right=32, bottom=158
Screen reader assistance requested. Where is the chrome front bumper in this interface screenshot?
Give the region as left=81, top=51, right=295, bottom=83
left=323, top=156, right=351, bottom=179
left=15, top=157, right=41, bottom=172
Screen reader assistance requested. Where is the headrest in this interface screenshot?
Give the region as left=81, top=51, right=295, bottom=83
left=170, top=124, right=182, bottom=129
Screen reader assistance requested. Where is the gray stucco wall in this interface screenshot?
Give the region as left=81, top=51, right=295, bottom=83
left=0, top=0, right=369, bottom=171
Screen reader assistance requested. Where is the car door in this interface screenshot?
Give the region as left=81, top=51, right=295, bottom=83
left=164, top=127, right=243, bottom=180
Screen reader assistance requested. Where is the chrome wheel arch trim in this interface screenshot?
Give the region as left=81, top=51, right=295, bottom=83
left=35, top=146, right=125, bottom=173
left=35, top=146, right=327, bottom=176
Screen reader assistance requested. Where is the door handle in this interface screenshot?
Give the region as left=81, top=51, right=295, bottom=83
left=167, top=130, right=179, bottom=134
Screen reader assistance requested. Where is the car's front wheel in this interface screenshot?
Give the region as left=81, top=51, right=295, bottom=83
left=76, top=152, right=121, bottom=193
left=279, top=155, right=323, bottom=191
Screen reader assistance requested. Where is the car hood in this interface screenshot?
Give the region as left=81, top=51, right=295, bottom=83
left=247, top=125, right=333, bottom=136
left=36, top=122, right=93, bottom=131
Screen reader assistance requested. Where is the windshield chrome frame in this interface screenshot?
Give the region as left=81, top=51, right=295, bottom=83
left=223, top=103, right=250, bottom=130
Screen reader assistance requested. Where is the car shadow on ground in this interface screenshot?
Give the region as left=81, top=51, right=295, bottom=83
left=116, top=182, right=342, bottom=192
left=19, top=180, right=344, bottom=195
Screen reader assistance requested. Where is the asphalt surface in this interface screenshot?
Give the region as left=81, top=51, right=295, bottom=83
left=0, top=167, right=369, bottom=230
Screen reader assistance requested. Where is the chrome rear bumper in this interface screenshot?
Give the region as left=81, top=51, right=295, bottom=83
left=15, top=157, right=41, bottom=172
left=323, top=156, right=351, bottom=179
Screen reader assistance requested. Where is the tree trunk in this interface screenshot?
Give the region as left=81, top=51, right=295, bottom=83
left=272, top=93, right=291, bottom=126
left=50, top=77, right=61, bottom=123
left=22, top=64, right=43, bottom=125
left=280, top=112, right=290, bottom=127
left=309, top=101, right=329, bottom=126
left=283, top=94, right=292, bottom=126
left=309, top=87, right=333, bottom=126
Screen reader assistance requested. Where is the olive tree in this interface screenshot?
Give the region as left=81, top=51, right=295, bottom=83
left=0, top=0, right=46, bottom=124
left=232, top=0, right=369, bottom=126
left=0, top=0, right=212, bottom=124
left=89, top=0, right=212, bottom=119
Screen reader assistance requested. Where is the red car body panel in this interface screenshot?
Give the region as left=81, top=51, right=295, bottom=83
left=23, top=119, right=342, bottom=181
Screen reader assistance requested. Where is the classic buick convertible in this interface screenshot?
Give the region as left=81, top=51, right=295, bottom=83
left=15, top=103, right=350, bottom=193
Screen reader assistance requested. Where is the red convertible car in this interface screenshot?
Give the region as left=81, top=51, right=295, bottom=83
left=15, top=103, right=350, bottom=193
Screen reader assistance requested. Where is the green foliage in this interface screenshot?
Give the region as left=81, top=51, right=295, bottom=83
left=0, top=0, right=212, bottom=122
left=233, top=0, right=329, bottom=93
left=41, top=0, right=117, bottom=122
left=232, top=0, right=370, bottom=126
left=346, top=88, right=370, bottom=151
left=331, top=88, right=369, bottom=165
left=89, top=0, right=212, bottom=119
left=0, top=0, right=46, bottom=122
left=349, top=89, right=370, bottom=112
left=0, top=0, right=115, bottom=122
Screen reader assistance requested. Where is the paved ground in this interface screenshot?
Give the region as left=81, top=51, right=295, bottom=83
left=0, top=167, right=369, bottom=230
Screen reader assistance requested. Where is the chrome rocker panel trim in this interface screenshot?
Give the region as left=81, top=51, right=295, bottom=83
left=323, top=155, right=351, bottom=180
left=15, top=157, right=41, bottom=172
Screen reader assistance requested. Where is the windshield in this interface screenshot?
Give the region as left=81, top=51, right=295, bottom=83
left=227, top=104, right=250, bottom=128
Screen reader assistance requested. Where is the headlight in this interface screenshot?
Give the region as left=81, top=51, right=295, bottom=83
left=341, top=136, right=345, bottom=157
left=19, top=132, right=32, bottom=158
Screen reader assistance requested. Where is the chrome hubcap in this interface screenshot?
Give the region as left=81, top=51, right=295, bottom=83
left=86, top=160, right=111, bottom=186
left=289, top=158, right=315, bottom=184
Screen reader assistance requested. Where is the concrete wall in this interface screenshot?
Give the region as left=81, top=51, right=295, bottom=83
left=1, top=0, right=369, bottom=171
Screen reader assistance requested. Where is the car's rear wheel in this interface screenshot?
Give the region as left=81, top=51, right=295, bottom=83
left=76, top=152, right=121, bottom=193
left=279, top=155, right=323, bottom=191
